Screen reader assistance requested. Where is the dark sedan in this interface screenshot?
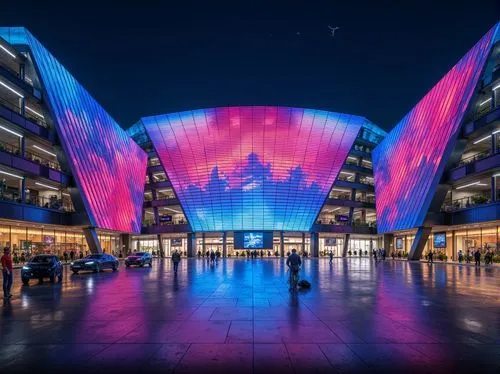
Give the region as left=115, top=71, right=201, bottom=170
left=125, top=252, right=153, bottom=267
left=21, top=254, right=63, bottom=285
left=70, top=254, right=119, bottom=274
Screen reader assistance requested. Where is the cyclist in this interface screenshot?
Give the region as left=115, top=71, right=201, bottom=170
left=286, top=248, right=302, bottom=291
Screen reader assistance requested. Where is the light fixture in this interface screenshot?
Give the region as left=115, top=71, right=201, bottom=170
left=0, top=44, right=16, bottom=59
left=0, top=81, right=23, bottom=98
left=62, top=192, right=70, bottom=197
left=145, top=211, right=154, bottom=215
left=157, top=189, right=171, bottom=193
left=493, top=173, right=500, bottom=178
left=0, top=124, right=23, bottom=138
left=35, top=182, right=58, bottom=191
left=363, top=160, right=372, bottom=164
left=347, top=156, right=357, bottom=161
left=479, top=98, right=492, bottom=106
left=340, top=171, right=354, bottom=176
left=367, top=193, right=375, bottom=197
left=455, top=181, right=487, bottom=190
left=0, top=170, right=23, bottom=179
left=472, top=129, right=500, bottom=144
left=25, top=106, right=45, bottom=119
left=33, top=145, right=56, bottom=157
left=331, top=188, right=350, bottom=192
left=163, top=207, right=182, bottom=214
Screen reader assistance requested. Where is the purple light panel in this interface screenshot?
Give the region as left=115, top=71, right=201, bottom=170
left=0, top=28, right=148, bottom=233
left=373, top=24, right=498, bottom=233
left=143, top=107, right=364, bottom=232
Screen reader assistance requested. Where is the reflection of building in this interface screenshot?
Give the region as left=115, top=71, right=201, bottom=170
left=128, top=108, right=385, bottom=257
left=374, top=22, right=500, bottom=261
left=0, top=27, right=147, bottom=257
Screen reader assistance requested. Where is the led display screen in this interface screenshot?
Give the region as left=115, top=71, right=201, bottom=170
left=373, top=24, right=498, bottom=234
left=325, top=238, right=337, bottom=246
left=142, top=106, right=364, bottom=231
left=244, top=232, right=263, bottom=249
left=433, top=233, right=447, bottom=249
left=171, top=238, right=182, bottom=247
left=234, top=231, right=273, bottom=249
left=0, top=28, right=148, bottom=233
left=395, top=238, right=403, bottom=250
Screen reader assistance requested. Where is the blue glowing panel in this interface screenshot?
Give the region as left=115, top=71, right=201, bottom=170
left=0, top=27, right=148, bottom=233
left=373, top=23, right=499, bottom=234
left=142, top=106, right=365, bottom=232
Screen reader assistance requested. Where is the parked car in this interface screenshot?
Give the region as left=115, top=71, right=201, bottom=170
left=70, top=254, right=119, bottom=274
left=21, top=254, right=63, bottom=285
left=125, top=252, right=153, bottom=267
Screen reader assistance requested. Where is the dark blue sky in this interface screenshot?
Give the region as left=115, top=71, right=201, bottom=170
left=2, top=1, right=498, bottom=131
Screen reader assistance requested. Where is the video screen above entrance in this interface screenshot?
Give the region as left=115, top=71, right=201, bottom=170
left=234, top=231, right=273, bottom=249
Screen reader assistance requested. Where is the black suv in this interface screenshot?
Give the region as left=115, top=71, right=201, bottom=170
left=21, top=254, right=63, bottom=285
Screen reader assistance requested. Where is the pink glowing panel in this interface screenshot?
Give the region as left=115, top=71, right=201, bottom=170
left=373, top=24, right=499, bottom=233
left=0, top=28, right=148, bottom=233
left=143, top=106, right=365, bottom=231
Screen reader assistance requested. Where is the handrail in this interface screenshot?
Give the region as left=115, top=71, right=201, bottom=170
left=0, top=191, right=74, bottom=212
left=441, top=192, right=492, bottom=212
left=0, top=138, right=62, bottom=171
left=0, top=95, right=48, bottom=128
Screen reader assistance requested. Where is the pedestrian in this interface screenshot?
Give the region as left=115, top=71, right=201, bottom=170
left=70, top=250, right=75, bottom=261
left=382, top=249, right=386, bottom=261
left=1, top=247, right=13, bottom=300
left=171, top=249, right=181, bottom=274
left=329, top=250, right=333, bottom=264
left=373, top=249, right=378, bottom=263
left=63, top=251, right=68, bottom=263
left=428, top=251, right=434, bottom=263
left=466, top=250, right=471, bottom=263
left=216, top=250, right=221, bottom=262
left=458, top=250, right=463, bottom=264
left=210, top=250, right=216, bottom=264
left=79, top=251, right=84, bottom=259
left=474, top=249, right=481, bottom=266
left=392, top=251, right=396, bottom=260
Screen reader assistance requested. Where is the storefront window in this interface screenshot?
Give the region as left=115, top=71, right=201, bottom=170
left=0, top=225, right=10, bottom=248
left=27, top=228, right=43, bottom=255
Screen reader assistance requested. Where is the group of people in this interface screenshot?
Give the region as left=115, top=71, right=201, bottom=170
left=458, top=249, right=495, bottom=266
left=373, top=248, right=386, bottom=263
left=61, top=250, right=84, bottom=263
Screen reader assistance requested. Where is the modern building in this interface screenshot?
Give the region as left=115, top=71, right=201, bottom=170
left=0, top=27, right=147, bottom=258
left=373, top=22, right=500, bottom=261
left=128, top=107, right=385, bottom=257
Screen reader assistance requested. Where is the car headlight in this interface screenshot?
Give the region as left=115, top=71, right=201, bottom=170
left=85, top=261, right=94, bottom=265
left=70, top=262, right=74, bottom=265
left=22, top=266, right=30, bottom=270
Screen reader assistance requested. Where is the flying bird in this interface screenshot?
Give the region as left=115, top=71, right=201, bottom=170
left=328, top=25, right=340, bottom=37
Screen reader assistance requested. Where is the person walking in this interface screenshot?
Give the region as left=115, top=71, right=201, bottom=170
left=171, top=249, right=181, bottom=274
left=210, top=250, right=216, bottom=264
left=466, top=250, right=471, bottom=264
left=63, top=251, right=69, bottom=263
left=329, top=250, right=333, bottom=264
left=474, top=249, right=481, bottom=267
left=428, top=251, right=434, bottom=264
left=458, top=250, right=463, bottom=264
left=1, top=247, right=13, bottom=300
left=70, top=250, right=75, bottom=261
left=373, top=249, right=378, bottom=263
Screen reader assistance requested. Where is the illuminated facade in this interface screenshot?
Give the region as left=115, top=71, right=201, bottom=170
left=374, top=22, right=500, bottom=260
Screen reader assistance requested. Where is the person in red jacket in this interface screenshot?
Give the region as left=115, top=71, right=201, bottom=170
left=1, top=247, right=13, bottom=299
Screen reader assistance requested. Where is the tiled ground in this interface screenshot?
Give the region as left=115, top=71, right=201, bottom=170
left=0, top=258, right=498, bottom=373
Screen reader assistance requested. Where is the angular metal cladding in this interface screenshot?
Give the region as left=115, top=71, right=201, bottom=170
left=141, top=106, right=366, bottom=232
left=373, top=23, right=500, bottom=234
left=0, top=27, right=148, bottom=234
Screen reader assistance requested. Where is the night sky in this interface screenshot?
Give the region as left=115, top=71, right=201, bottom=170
left=1, top=1, right=498, bottom=131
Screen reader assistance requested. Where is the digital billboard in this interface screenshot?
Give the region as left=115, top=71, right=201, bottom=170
left=244, top=232, right=263, bottom=249
left=373, top=24, right=499, bottom=234
left=0, top=28, right=148, bottom=234
left=171, top=238, right=183, bottom=247
left=142, top=106, right=364, bottom=231
left=234, top=232, right=273, bottom=249
left=433, top=233, right=447, bottom=249
left=395, top=237, right=403, bottom=250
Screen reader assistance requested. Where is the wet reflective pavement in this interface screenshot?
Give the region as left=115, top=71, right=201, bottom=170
left=1, top=258, right=499, bottom=373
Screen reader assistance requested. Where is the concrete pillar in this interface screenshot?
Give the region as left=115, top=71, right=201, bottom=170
left=202, top=233, right=206, bottom=253
left=19, top=97, right=25, bottom=116
left=491, top=175, right=497, bottom=202
left=18, top=136, right=25, bottom=158
left=279, top=231, right=285, bottom=257
left=187, top=233, right=196, bottom=257
left=408, top=227, right=432, bottom=261
left=491, top=133, right=497, bottom=156
left=83, top=227, right=102, bottom=254
left=157, top=234, right=164, bottom=258
left=222, top=232, right=227, bottom=257
left=383, top=233, right=393, bottom=256
left=310, top=232, right=319, bottom=257
left=120, top=234, right=131, bottom=256
left=342, top=233, right=350, bottom=257
left=451, top=230, right=456, bottom=261
left=19, top=177, right=26, bottom=203
left=19, top=63, right=25, bottom=81
left=301, top=232, right=306, bottom=254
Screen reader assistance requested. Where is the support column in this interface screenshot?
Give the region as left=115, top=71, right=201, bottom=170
left=342, top=233, right=350, bottom=257
left=202, top=233, right=206, bottom=253
left=83, top=227, right=102, bottom=254
left=19, top=63, right=25, bottom=81
left=451, top=230, right=456, bottom=261
left=222, top=232, right=227, bottom=257
left=18, top=97, right=25, bottom=116
left=187, top=233, right=196, bottom=257
left=157, top=234, right=164, bottom=258
left=301, top=232, right=306, bottom=255
left=279, top=231, right=285, bottom=257
left=19, top=177, right=26, bottom=203
left=491, top=175, right=497, bottom=202
left=383, top=233, right=393, bottom=256
left=120, top=234, right=132, bottom=257
left=19, top=136, right=25, bottom=158
left=408, top=227, right=432, bottom=261
left=310, top=232, right=319, bottom=257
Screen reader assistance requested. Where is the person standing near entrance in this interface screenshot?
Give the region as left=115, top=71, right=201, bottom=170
left=329, top=250, right=333, bottom=264
left=172, top=249, right=181, bottom=274
left=474, top=249, right=481, bottom=266
left=458, top=250, right=463, bottom=264
left=1, top=247, right=13, bottom=300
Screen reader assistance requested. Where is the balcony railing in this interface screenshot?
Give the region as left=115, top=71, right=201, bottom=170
left=0, top=191, right=74, bottom=212
left=452, top=149, right=497, bottom=169
left=0, top=95, right=48, bottom=128
left=441, top=192, right=493, bottom=212
left=0, top=138, right=62, bottom=171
